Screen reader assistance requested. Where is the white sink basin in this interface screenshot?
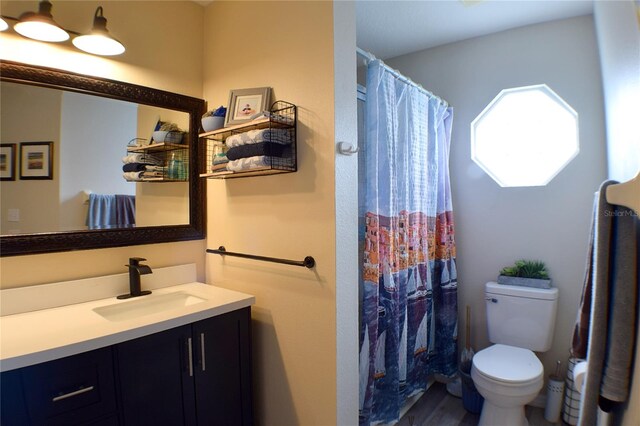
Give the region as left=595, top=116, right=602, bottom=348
left=93, top=291, right=206, bottom=322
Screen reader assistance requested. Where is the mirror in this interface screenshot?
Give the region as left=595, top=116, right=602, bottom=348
left=0, top=61, right=205, bottom=256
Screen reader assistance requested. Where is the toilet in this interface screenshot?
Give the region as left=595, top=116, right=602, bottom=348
left=471, top=282, right=558, bottom=426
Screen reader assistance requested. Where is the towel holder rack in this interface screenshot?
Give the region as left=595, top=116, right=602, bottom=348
left=206, top=246, right=316, bottom=269
left=606, top=171, right=640, bottom=215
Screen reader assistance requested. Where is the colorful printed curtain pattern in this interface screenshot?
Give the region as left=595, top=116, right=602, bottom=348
left=359, top=59, right=458, bottom=425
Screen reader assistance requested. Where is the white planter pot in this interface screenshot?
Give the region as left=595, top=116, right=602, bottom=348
left=497, top=275, right=552, bottom=289
left=202, top=116, right=224, bottom=132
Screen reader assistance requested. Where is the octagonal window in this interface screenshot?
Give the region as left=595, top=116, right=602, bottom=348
left=471, top=84, right=579, bottom=187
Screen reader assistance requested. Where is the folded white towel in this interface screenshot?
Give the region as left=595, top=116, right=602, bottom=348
left=226, top=128, right=292, bottom=148
left=226, top=155, right=294, bottom=172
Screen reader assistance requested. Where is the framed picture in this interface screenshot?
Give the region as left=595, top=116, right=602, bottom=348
left=20, top=141, right=53, bottom=180
left=226, top=87, right=271, bottom=126
left=0, top=143, right=16, bottom=181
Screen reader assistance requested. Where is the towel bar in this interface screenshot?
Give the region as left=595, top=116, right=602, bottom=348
left=206, top=246, right=316, bottom=269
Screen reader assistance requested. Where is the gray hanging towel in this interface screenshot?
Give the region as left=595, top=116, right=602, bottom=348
left=115, top=194, right=136, bottom=228
left=578, top=181, right=639, bottom=426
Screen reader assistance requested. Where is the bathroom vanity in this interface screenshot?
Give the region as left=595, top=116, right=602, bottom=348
left=0, top=265, right=254, bottom=425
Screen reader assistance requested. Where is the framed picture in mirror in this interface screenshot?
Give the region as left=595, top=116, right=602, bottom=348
left=0, top=143, right=16, bottom=180
left=0, top=143, right=16, bottom=181
left=20, top=141, right=53, bottom=180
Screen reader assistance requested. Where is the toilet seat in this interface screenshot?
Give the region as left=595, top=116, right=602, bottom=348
left=473, top=344, right=543, bottom=384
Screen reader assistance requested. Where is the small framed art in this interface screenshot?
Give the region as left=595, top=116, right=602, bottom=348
left=225, top=87, right=271, bottom=126
left=20, top=141, right=53, bottom=180
left=0, top=143, right=16, bottom=181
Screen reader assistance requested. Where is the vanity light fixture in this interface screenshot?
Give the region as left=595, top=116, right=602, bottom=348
left=2, top=1, right=125, bottom=56
left=13, top=0, right=69, bottom=42
left=72, top=6, right=125, bottom=56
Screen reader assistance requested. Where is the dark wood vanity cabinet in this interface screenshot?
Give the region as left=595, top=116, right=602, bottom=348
left=0, top=308, right=252, bottom=426
left=116, top=307, right=253, bottom=426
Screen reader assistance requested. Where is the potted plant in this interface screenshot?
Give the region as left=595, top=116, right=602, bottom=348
left=202, top=106, right=227, bottom=132
left=497, top=259, right=551, bottom=289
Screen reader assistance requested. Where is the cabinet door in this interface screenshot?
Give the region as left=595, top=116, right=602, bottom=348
left=116, top=325, right=196, bottom=426
left=19, top=347, right=117, bottom=426
left=1, top=369, right=29, bottom=425
left=193, top=308, right=252, bottom=426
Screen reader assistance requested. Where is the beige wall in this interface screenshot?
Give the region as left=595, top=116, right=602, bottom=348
left=1, top=83, right=61, bottom=234
left=203, top=2, right=338, bottom=425
left=0, top=1, right=206, bottom=288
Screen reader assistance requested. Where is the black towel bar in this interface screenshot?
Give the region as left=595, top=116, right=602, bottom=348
left=206, top=246, right=316, bottom=269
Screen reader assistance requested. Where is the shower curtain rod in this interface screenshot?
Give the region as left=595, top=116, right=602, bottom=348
left=356, top=47, right=449, bottom=107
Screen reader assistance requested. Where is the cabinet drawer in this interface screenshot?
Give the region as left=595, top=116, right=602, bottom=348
left=21, top=347, right=117, bottom=426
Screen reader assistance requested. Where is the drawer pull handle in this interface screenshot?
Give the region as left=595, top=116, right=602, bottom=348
left=200, top=332, right=206, bottom=372
left=187, top=337, right=194, bottom=377
left=52, top=386, right=94, bottom=402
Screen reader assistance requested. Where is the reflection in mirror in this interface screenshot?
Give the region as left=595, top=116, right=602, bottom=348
left=0, top=61, right=205, bottom=256
left=1, top=82, right=190, bottom=235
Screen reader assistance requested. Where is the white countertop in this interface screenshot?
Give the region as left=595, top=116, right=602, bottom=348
left=0, top=282, right=255, bottom=372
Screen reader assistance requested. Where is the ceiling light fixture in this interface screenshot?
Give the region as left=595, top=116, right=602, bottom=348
left=13, top=0, right=69, bottom=42
left=72, top=6, right=125, bottom=56
left=1, top=2, right=125, bottom=56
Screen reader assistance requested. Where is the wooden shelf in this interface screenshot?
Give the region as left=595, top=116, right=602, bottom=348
left=199, top=118, right=294, bottom=141
left=200, top=167, right=292, bottom=179
left=127, top=142, right=186, bottom=153
left=126, top=178, right=187, bottom=182
left=199, top=118, right=269, bottom=138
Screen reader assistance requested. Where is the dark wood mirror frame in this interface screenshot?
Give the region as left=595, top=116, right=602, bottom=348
left=0, top=60, right=206, bottom=256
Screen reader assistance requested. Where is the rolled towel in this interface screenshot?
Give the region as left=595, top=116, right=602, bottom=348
left=122, top=153, right=163, bottom=165
left=123, top=163, right=167, bottom=172
left=123, top=171, right=143, bottom=181
left=123, top=163, right=145, bottom=172
left=226, top=128, right=292, bottom=148
left=226, top=142, right=286, bottom=161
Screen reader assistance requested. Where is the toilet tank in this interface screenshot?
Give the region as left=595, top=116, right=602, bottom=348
left=485, top=281, right=558, bottom=352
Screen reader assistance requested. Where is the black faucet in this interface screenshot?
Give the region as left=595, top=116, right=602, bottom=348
left=117, top=257, right=153, bottom=299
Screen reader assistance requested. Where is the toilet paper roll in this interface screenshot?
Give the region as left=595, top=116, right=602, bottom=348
left=573, top=361, right=588, bottom=393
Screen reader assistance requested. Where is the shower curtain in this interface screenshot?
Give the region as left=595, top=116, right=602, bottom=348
left=359, top=59, right=457, bottom=425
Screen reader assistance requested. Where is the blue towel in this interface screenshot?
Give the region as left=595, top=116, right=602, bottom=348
left=86, top=194, right=116, bottom=230
left=86, top=194, right=136, bottom=229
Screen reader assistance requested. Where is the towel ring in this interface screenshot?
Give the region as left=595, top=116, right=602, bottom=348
left=337, top=142, right=360, bottom=155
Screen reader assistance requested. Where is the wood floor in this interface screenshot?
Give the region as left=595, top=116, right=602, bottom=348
left=395, top=382, right=559, bottom=426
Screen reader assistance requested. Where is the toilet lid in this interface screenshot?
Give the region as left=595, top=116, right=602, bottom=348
left=473, top=344, right=543, bottom=384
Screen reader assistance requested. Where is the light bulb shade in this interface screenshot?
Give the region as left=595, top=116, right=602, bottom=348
left=14, top=1, right=69, bottom=42
left=72, top=34, right=125, bottom=56
left=0, top=18, right=8, bottom=32
left=72, top=6, right=125, bottom=56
